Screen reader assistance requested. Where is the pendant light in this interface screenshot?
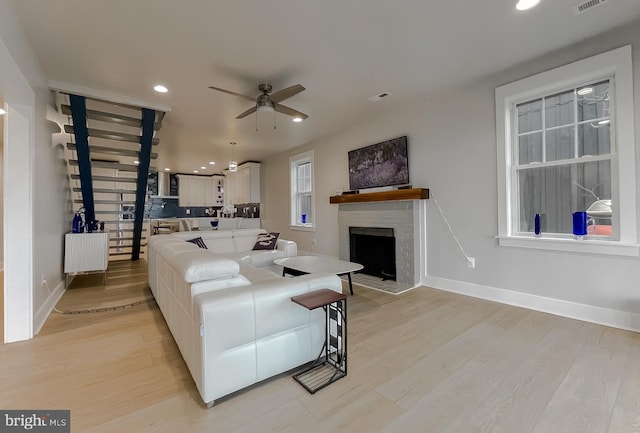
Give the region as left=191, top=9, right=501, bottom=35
left=228, top=142, right=238, bottom=172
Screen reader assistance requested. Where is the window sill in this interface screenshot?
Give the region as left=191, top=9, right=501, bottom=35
left=497, top=235, right=639, bottom=257
left=290, top=224, right=315, bottom=232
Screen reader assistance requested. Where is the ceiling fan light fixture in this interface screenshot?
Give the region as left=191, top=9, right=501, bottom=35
left=153, top=84, right=168, bottom=93
left=257, top=101, right=275, bottom=114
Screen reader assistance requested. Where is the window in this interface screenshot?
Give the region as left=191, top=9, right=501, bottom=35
left=290, top=150, right=315, bottom=230
left=496, top=46, right=638, bottom=256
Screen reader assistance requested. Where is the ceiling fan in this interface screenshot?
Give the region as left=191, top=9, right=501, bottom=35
left=208, top=83, right=309, bottom=121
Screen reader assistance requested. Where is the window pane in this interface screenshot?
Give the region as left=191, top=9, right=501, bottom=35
left=518, top=160, right=612, bottom=234
left=545, top=126, right=573, bottom=161
left=517, top=99, right=542, bottom=133
left=545, top=90, right=574, bottom=128
left=578, top=123, right=611, bottom=156
left=578, top=80, right=610, bottom=122
left=297, top=162, right=311, bottom=193
left=518, top=133, right=542, bottom=164
left=299, top=193, right=312, bottom=223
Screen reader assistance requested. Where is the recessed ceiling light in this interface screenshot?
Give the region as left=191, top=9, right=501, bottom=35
left=133, top=160, right=140, bottom=164
left=209, top=161, right=215, bottom=165
left=154, top=85, right=168, bottom=93
left=292, top=117, right=303, bottom=123
left=0, top=108, right=6, bottom=115
left=200, top=166, right=206, bottom=170
left=164, top=167, right=171, bottom=171
left=516, top=0, right=540, bottom=10
left=577, top=87, right=593, bottom=96
left=193, top=170, right=199, bottom=173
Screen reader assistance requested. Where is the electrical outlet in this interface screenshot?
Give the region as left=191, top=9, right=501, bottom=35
left=186, top=209, right=191, bottom=215
left=466, top=257, right=476, bottom=269
left=41, top=273, right=47, bottom=288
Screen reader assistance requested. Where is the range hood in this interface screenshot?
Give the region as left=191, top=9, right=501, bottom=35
left=152, top=171, right=179, bottom=198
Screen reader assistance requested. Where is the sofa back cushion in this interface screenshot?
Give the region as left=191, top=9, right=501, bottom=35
left=171, top=250, right=240, bottom=283
left=199, top=231, right=236, bottom=253
left=232, top=229, right=266, bottom=252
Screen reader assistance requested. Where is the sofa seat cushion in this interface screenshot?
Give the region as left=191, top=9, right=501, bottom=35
left=236, top=261, right=281, bottom=284
left=172, top=250, right=241, bottom=283
left=226, top=249, right=289, bottom=269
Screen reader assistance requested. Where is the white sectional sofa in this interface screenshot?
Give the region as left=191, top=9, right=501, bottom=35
left=147, top=228, right=343, bottom=407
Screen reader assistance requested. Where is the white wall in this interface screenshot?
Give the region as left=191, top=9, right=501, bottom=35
left=262, top=20, right=640, bottom=331
left=0, top=0, right=68, bottom=341
left=0, top=115, right=4, bottom=269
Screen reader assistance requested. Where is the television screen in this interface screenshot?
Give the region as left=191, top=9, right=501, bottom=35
left=348, top=136, right=409, bottom=190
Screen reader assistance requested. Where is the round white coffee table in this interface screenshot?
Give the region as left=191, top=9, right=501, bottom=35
left=274, top=256, right=363, bottom=295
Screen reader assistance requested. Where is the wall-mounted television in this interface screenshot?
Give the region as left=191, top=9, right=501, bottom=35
left=348, top=136, right=409, bottom=191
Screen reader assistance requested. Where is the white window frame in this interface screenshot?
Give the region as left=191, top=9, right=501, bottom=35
left=495, top=45, right=638, bottom=256
left=289, top=150, right=315, bottom=231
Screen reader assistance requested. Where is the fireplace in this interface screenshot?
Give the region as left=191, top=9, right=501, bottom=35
left=349, top=227, right=396, bottom=280
left=338, top=200, right=423, bottom=292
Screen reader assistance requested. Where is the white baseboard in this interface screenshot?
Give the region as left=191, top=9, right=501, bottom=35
left=33, top=280, right=66, bottom=335
left=423, top=275, right=640, bottom=333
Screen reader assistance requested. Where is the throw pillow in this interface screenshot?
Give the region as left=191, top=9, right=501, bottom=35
left=252, top=232, right=280, bottom=250
left=186, top=236, right=208, bottom=249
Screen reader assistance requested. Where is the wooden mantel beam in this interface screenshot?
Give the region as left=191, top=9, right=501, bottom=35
left=329, top=188, right=429, bottom=204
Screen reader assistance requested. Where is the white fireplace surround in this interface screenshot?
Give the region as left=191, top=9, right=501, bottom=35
left=337, top=200, right=425, bottom=290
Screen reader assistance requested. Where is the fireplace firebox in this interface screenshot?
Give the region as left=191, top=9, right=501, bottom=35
left=349, top=227, right=396, bottom=281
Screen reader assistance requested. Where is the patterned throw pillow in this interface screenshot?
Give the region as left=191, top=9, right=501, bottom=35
left=252, top=232, right=280, bottom=250
left=186, top=236, right=208, bottom=249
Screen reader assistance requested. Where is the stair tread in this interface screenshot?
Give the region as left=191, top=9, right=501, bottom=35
left=64, top=124, right=159, bottom=145
left=71, top=174, right=139, bottom=183
left=61, top=105, right=162, bottom=130
left=72, top=187, right=138, bottom=194
left=69, top=159, right=156, bottom=172
left=67, top=144, right=158, bottom=159
left=74, top=199, right=137, bottom=204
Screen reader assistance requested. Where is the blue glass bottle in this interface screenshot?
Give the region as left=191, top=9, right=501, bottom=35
left=534, top=213, right=541, bottom=236
left=72, top=212, right=82, bottom=233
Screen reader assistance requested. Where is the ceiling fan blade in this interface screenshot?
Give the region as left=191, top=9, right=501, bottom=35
left=274, top=103, right=309, bottom=119
left=236, top=105, right=257, bottom=119
left=269, top=84, right=305, bottom=103
left=208, top=86, right=257, bottom=103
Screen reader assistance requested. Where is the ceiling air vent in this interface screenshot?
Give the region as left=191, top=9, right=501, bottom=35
left=573, top=0, right=609, bottom=15
left=369, top=92, right=392, bottom=102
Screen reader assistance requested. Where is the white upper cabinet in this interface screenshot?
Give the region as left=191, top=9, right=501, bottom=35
left=177, top=174, right=223, bottom=207
left=225, top=162, right=260, bottom=205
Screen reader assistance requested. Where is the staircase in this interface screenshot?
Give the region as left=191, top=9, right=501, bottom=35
left=56, top=92, right=167, bottom=261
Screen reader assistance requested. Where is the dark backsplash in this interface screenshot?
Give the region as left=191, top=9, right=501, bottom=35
left=145, top=198, right=260, bottom=219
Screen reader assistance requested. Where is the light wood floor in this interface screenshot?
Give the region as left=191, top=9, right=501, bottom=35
left=2, top=262, right=640, bottom=432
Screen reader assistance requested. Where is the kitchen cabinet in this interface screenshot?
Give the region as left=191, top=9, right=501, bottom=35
left=225, top=162, right=260, bottom=205
left=177, top=174, right=222, bottom=206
